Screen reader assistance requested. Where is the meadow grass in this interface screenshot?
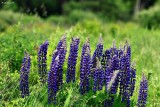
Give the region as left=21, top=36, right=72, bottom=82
left=0, top=14, right=160, bottom=107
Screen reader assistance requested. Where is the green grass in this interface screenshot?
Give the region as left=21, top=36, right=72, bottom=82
left=0, top=11, right=160, bottom=107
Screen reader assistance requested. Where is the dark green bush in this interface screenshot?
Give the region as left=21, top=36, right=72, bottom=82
left=63, top=1, right=100, bottom=14
left=1, top=0, right=18, bottom=11
left=63, top=0, right=135, bottom=21
left=135, top=4, right=160, bottom=29
left=46, top=15, right=66, bottom=25
left=13, top=0, right=62, bottom=17
left=66, top=9, right=97, bottom=24
left=0, top=11, right=42, bottom=31
left=0, top=20, right=9, bottom=32
left=47, top=10, right=98, bottom=25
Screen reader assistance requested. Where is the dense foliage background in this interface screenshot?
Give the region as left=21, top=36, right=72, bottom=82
left=0, top=0, right=160, bottom=107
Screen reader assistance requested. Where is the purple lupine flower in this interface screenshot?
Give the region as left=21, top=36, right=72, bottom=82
left=20, top=51, right=31, bottom=98
left=107, top=54, right=119, bottom=90
left=125, top=41, right=131, bottom=59
left=38, top=40, right=49, bottom=84
left=101, top=49, right=111, bottom=71
left=80, top=46, right=91, bottom=94
left=130, top=63, right=136, bottom=96
left=80, top=38, right=90, bottom=78
left=105, top=54, right=119, bottom=92
left=106, top=49, right=111, bottom=61
left=119, top=54, right=125, bottom=96
left=92, top=35, right=103, bottom=69
left=105, top=56, right=120, bottom=106
left=110, top=55, right=120, bottom=71
left=105, top=63, right=112, bottom=91
left=93, top=58, right=104, bottom=92
left=81, top=38, right=90, bottom=58
left=105, top=70, right=119, bottom=107
left=66, top=37, right=80, bottom=83
left=104, top=96, right=114, bottom=107
left=56, top=35, right=66, bottom=51
left=120, top=52, right=131, bottom=107
left=110, top=40, right=117, bottom=57
left=48, top=55, right=59, bottom=104
left=118, top=48, right=123, bottom=59
left=125, top=53, right=131, bottom=107
left=137, top=74, right=148, bottom=107
left=50, top=50, right=59, bottom=67
left=54, top=35, right=67, bottom=87
left=57, top=40, right=67, bottom=87
left=101, top=53, right=106, bottom=71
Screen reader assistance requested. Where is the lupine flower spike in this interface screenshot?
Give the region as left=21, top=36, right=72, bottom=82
left=104, top=55, right=120, bottom=107
left=50, top=50, right=59, bottom=66
left=92, top=34, right=103, bottom=69
left=56, top=35, right=66, bottom=51
left=48, top=55, right=60, bottom=104
left=38, top=40, right=49, bottom=84
left=105, top=61, right=112, bottom=91
left=121, top=49, right=131, bottom=107
left=101, top=49, right=111, bottom=71
left=81, top=37, right=90, bottom=57
left=80, top=46, right=91, bottom=94
left=57, top=38, right=67, bottom=87
left=110, top=40, right=117, bottom=57
left=66, top=37, right=80, bottom=83
left=20, top=51, right=31, bottom=98
left=93, top=58, right=104, bottom=92
left=104, top=70, right=119, bottom=107
left=130, top=62, right=136, bottom=97
left=110, top=55, right=120, bottom=93
left=137, top=74, right=148, bottom=107
left=55, top=35, right=67, bottom=87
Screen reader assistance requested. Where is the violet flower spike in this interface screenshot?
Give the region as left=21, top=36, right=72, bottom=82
left=101, top=49, right=111, bottom=71
left=105, top=63, right=112, bottom=91
left=38, top=40, right=49, bottom=84
left=93, top=58, right=104, bottom=92
left=119, top=54, right=125, bottom=96
left=48, top=56, right=59, bottom=104
left=137, top=74, right=148, bottom=107
left=92, top=35, right=103, bottom=69
left=20, top=51, right=31, bottom=98
left=66, top=37, right=80, bottom=83
left=130, top=63, right=136, bottom=96
left=57, top=40, right=67, bottom=87
left=121, top=52, right=131, bottom=107
left=80, top=46, right=91, bottom=94
left=56, top=35, right=66, bottom=51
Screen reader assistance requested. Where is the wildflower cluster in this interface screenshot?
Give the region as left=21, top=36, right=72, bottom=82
left=19, top=35, right=148, bottom=107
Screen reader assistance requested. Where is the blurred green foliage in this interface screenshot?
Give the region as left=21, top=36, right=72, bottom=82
left=0, top=10, right=42, bottom=31
left=63, top=0, right=135, bottom=21
left=10, top=0, right=61, bottom=16
left=135, top=4, right=160, bottom=29
left=0, top=0, right=136, bottom=20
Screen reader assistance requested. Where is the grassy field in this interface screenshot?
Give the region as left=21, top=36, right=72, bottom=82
left=0, top=11, right=160, bottom=107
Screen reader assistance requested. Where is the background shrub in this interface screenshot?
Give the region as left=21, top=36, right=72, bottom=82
left=135, top=4, right=160, bottom=29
